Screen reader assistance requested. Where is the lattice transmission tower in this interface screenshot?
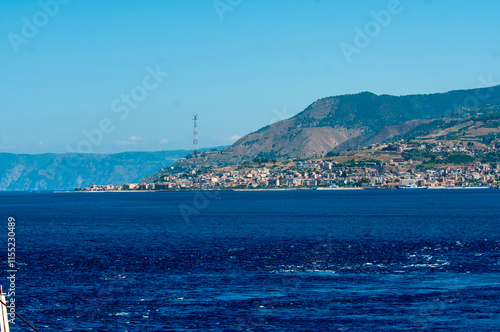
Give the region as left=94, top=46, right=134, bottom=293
left=193, top=115, right=198, bottom=155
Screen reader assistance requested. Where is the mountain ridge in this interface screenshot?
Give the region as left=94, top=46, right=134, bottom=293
left=234, top=86, right=500, bottom=157
left=147, top=86, right=500, bottom=179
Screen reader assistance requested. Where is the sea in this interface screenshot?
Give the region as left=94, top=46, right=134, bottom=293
left=0, top=189, right=499, bottom=331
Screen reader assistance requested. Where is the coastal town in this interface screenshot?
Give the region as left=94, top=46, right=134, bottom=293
left=78, top=140, right=500, bottom=191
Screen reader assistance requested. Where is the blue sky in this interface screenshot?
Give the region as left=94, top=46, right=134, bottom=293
left=1, top=0, right=499, bottom=154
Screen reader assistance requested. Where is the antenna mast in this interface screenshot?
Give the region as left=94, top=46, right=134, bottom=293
left=193, top=115, right=198, bottom=155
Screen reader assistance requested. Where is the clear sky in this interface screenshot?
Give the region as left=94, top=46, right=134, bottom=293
left=1, top=0, right=499, bottom=154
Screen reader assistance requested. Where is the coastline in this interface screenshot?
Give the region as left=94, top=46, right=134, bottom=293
left=64, top=186, right=497, bottom=193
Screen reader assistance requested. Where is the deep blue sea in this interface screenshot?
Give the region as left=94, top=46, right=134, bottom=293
left=1, top=189, right=499, bottom=331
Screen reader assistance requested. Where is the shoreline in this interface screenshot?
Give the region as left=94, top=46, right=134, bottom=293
left=64, top=186, right=497, bottom=193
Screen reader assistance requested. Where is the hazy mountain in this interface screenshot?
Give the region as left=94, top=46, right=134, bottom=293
left=0, top=150, right=191, bottom=191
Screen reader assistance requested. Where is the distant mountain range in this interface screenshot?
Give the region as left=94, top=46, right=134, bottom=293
left=148, top=86, right=500, bottom=178
left=0, top=150, right=191, bottom=191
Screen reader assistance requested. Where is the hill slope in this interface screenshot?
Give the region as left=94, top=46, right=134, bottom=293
left=147, top=86, right=500, bottom=178
left=232, top=87, right=500, bottom=158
